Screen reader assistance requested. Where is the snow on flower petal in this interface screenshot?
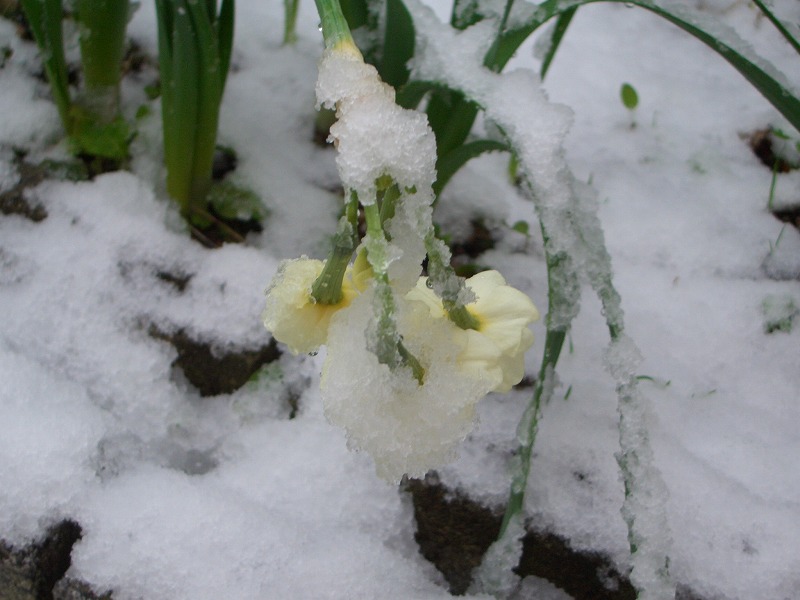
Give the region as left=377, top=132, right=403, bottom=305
left=262, top=257, right=357, bottom=354
left=321, top=291, right=495, bottom=483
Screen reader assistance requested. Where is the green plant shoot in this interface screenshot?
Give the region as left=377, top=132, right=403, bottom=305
left=19, top=0, right=132, bottom=161
left=155, top=0, right=234, bottom=221
left=620, top=82, right=638, bottom=110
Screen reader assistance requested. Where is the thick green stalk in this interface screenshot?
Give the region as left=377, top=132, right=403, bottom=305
left=186, top=0, right=224, bottom=212
left=311, top=239, right=352, bottom=304
left=76, top=0, right=129, bottom=124
left=446, top=303, right=480, bottom=330
left=165, top=0, right=199, bottom=212
left=314, top=0, right=356, bottom=51
left=156, top=0, right=234, bottom=216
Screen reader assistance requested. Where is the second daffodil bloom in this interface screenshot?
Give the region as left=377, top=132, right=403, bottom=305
left=407, top=270, right=540, bottom=392
left=262, top=257, right=357, bottom=354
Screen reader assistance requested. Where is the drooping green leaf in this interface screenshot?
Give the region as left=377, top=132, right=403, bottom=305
left=751, top=0, right=800, bottom=56
left=539, top=6, right=576, bottom=79
left=494, top=0, right=800, bottom=133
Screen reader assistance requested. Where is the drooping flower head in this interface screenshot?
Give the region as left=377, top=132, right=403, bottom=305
left=407, top=270, right=539, bottom=392
left=262, top=257, right=357, bottom=354
left=321, top=290, right=496, bottom=482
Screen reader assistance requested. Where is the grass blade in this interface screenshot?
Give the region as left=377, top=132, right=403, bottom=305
left=539, top=6, right=576, bottom=79
left=20, top=0, right=72, bottom=131
left=495, top=0, right=800, bottom=133
left=751, top=0, right=800, bottom=56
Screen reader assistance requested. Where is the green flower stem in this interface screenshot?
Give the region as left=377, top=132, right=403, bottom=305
left=490, top=227, right=571, bottom=559
left=363, top=199, right=425, bottom=384
left=422, top=233, right=480, bottom=330
left=499, top=332, right=566, bottom=536
left=311, top=195, right=359, bottom=304
left=398, top=342, right=425, bottom=385
left=283, top=0, right=300, bottom=45
left=378, top=181, right=399, bottom=229
left=445, top=303, right=480, bottom=330
left=311, top=240, right=352, bottom=304
left=363, top=200, right=383, bottom=241
left=314, top=0, right=357, bottom=51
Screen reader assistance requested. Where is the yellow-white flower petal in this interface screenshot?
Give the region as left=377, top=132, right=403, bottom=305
left=406, top=271, right=539, bottom=392
left=262, top=257, right=357, bottom=354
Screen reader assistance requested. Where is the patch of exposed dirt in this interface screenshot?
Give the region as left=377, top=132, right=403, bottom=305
left=0, top=521, right=106, bottom=600
left=406, top=475, right=706, bottom=599
left=149, top=326, right=281, bottom=397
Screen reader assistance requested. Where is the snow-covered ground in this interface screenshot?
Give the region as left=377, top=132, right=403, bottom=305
left=1, top=0, right=798, bottom=598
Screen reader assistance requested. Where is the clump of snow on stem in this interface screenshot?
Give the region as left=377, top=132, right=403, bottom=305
left=321, top=291, right=495, bottom=483
left=406, top=2, right=676, bottom=596
left=316, top=47, right=439, bottom=293
left=605, top=334, right=675, bottom=600
left=315, top=48, right=437, bottom=206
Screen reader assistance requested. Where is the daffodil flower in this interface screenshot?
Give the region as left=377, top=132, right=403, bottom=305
left=407, top=270, right=539, bottom=392
left=321, top=291, right=494, bottom=482
left=262, top=257, right=357, bottom=354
